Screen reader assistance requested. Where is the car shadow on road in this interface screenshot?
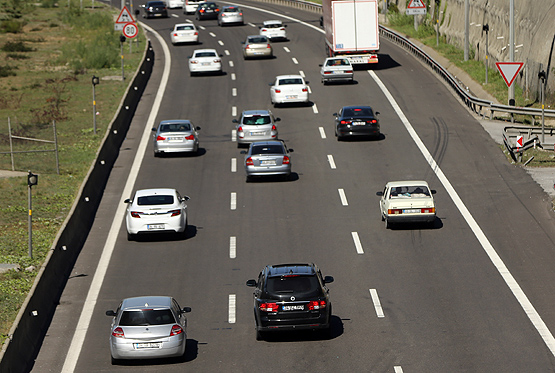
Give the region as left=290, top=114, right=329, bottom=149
left=367, top=53, right=401, bottom=71
left=156, top=148, right=206, bottom=157
left=133, top=225, right=198, bottom=242
left=338, top=133, right=385, bottom=142
left=114, top=339, right=198, bottom=366
left=246, top=172, right=299, bottom=183
left=260, top=315, right=344, bottom=342
left=388, top=217, right=443, bottom=230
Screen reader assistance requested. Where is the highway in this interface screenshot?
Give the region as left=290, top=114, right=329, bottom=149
left=33, top=1, right=555, bottom=371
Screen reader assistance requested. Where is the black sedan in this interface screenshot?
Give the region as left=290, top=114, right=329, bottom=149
left=142, top=1, right=168, bottom=18
left=195, top=2, right=220, bottom=20
left=334, top=105, right=380, bottom=140
left=246, top=263, right=334, bottom=340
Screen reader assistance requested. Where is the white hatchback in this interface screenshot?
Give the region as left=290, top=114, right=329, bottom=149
left=270, top=74, right=309, bottom=106
left=188, top=48, right=222, bottom=76
left=259, top=20, right=287, bottom=41
left=170, top=23, right=199, bottom=45
left=124, top=188, right=189, bottom=240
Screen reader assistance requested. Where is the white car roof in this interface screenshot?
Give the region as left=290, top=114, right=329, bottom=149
left=263, top=20, right=282, bottom=25
left=134, top=188, right=178, bottom=198
left=192, top=48, right=218, bottom=54
left=275, top=74, right=303, bottom=80
left=174, top=23, right=195, bottom=28
left=385, top=180, right=430, bottom=188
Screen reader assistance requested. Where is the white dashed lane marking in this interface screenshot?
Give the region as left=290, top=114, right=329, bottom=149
left=231, top=129, right=237, bottom=142
left=230, top=192, right=237, bottom=210
left=351, top=232, right=364, bottom=254
left=312, top=103, right=318, bottom=114
left=369, top=289, right=384, bottom=317
left=232, top=106, right=237, bottom=116
left=231, top=73, right=236, bottom=80
left=229, top=61, right=234, bottom=67
left=225, top=50, right=230, bottom=55
left=218, top=40, right=224, bottom=46
left=338, top=188, right=348, bottom=206
left=292, top=57, right=299, bottom=64
left=299, top=70, right=305, bottom=77
left=229, top=236, right=236, bottom=258
left=327, top=155, right=336, bottom=169
left=232, top=88, right=237, bottom=96
left=283, top=46, right=290, bottom=52
left=231, top=158, right=237, bottom=172
left=209, top=32, right=216, bottom=37
left=228, top=294, right=236, bottom=323
left=319, top=127, right=326, bottom=139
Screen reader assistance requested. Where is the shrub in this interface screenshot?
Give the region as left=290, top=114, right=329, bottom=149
left=0, top=65, right=17, bottom=77
left=0, top=20, right=24, bottom=34
left=1, top=41, right=33, bottom=52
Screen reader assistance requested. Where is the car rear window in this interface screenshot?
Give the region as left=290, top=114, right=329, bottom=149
left=251, top=145, right=284, bottom=155
left=389, top=186, right=430, bottom=198
left=119, top=309, right=176, bottom=326
left=248, top=36, right=268, bottom=43
left=342, top=108, right=374, bottom=117
left=278, top=78, right=303, bottom=85
left=266, top=275, right=320, bottom=294
left=176, top=25, right=194, bottom=31
left=195, top=52, right=217, bottom=57
left=137, top=195, right=174, bottom=205
left=224, top=6, right=238, bottom=11
left=160, top=123, right=191, bottom=131
left=243, top=115, right=271, bottom=125
left=265, top=23, right=281, bottom=28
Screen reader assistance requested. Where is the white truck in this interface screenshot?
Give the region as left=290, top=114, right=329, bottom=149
left=321, top=0, right=379, bottom=64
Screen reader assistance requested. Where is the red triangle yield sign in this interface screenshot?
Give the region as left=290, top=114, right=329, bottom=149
left=407, top=0, right=426, bottom=9
left=116, top=6, right=135, bottom=24
left=496, top=62, right=524, bottom=87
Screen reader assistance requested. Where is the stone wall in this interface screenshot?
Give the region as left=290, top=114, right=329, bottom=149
left=392, top=0, right=555, bottom=102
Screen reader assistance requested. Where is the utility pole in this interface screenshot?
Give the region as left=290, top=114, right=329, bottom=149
left=509, top=0, right=515, bottom=106
left=464, top=0, right=469, bottom=61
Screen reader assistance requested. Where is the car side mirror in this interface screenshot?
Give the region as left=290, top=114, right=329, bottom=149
left=219, top=54, right=223, bottom=57
left=182, top=307, right=192, bottom=313
left=124, top=198, right=131, bottom=204
left=196, top=126, right=201, bottom=130
left=275, top=117, right=281, bottom=122
left=246, top=279, right=257, bottom=287
left=375, top=111, right=380, bottom=116
left=376, top=191, right=384, bottom=196
left=288, top=148, right=294, bottom=153
left=232, top=119, right=238, bottom=123
left=106, top=310, right=116, bottom=317
left=284, top=24, right=287, bottom=27
left=183, top=195, right=190, bottom=201
left=240, top=150, right=247, bottom=154
left=324, top=276, right=334, bottom=284
left=241, top=41, right=245, bottom=44
left=332, top=113, right=338, bottom=116
left=319, top=64, right=323, bottom=67
left=152, top=127, right=157, bottom=131
left=431, top=190, right=437, bottom=195
left=268, top=82, right=273, bottom=86
left=305, top=81, right=309, bottom=84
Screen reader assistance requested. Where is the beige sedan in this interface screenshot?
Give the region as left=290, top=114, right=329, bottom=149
left=242, top=35, right=273, bottom=59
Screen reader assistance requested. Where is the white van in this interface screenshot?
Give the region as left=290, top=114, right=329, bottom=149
left=184, top=0, right=203, bottom=14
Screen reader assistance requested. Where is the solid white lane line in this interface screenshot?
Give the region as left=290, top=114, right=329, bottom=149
left=225, top=49, right=230, bottom=55
left=232, top=106, right=237, bottom=116
left=319, top=127, right=326, bottom=139
left=351, top=232, right=364, bottom=254
left=61, top=23, right=172, bottom=373
left=394, top=367, right=404, bottom=373
left=338, top=188, right=348, bottom=206
left=312, top=103, right=318, bottom=114
left=232, top=88, right=237, bottom=96
left=369, top=289, right=384, bottom=317
left=230, top=192, right=236, bottom=210
left=231, top=129, right=237, bottom=142
left=299, top=70, right=305, bottom=77
left=229, top=60, right=234, bottom=67
left=327, top=154, right=336, bottom=169
left=292, top=57, right=299, bottom=64
left=231, top=73, right=236, bottom=80
left=230, top=236, right=236, bottom=259
left=228, top=294, right=236, bottom=323
left=283, top=46, right=291, bottom=52
left=231, top=158, right=237, bottom=172
left=369, top=69, right=555, bottom=357
left=218, top=40, right=224, bottom=46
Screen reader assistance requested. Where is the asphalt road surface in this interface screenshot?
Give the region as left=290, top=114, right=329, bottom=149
left=32, top=1, right=555, bottom=372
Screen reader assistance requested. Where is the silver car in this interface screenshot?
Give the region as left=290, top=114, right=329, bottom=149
left=242, top=35, right=273, bottom=59
left=320, top=57, right=354, bottom=84
left=243, top=140, right=293, bottom=182
left=153, top=120, right=200, bottom=156
left=218, top=5, right=243, bottom=26
left=233, top=109, right=279, bottom=147
left=106, top=296, right=191, bottom=364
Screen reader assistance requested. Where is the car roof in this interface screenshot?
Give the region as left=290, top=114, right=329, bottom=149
left=159, top=119, right=191, bottom=125
left=242, top=109, right=271, bottom=116
left=266, top=263, right=316, bottom=277
left=222, top=5, right=237, bottom=9
left=385, top=180, right=430, bottom=188
left=263, top=20, right=282, bottom=25
left=341, top=105, right=373, bottom=110
left=250, top=140, right=284, bottom=147
left=174, top=23, right=195, bottom=28
left=134, top=188, right=178, bottom=197
left=276, top=74, right=303, bottom=80
left=121, top=296, right=173, bottom=310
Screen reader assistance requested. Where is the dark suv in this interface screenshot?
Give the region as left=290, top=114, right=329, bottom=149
left=246, top=263, right=334, bottom=340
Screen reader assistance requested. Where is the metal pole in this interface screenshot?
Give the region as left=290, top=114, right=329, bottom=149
left=28, top=178, right=32, bottom=259
left=121, top=40, right=125, bottom=81
left=509, top=0, right=515, bottom=106
left=464, top=0, right=469, bottom=61
left=92, top=82, right=97, bottom=134
left=53, top=121, right=60, bottom=175
left=8, top=118, right=14, bottom=171
left=485, top=27, right=489, bottom=84
left=541, top=80, right=545, bottom=144
left=435, top=2, right=439, bottom=46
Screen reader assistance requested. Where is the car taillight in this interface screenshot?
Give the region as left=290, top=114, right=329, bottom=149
left=200, top=9, right=205, bottom=12
left=308, top=300, right=326, bottom=310
left=388, top=209, right=402, bottom=214
left=421, top=208, right=435, bottom=213
left=173, top=33, right=178, bottom=36
left=215, top=8, right=219, bottom=11
left=130, top=211, right=141, bottom=218
left=221, top=13, right=226, bottom=16
left=156, top=135, right=166, bottom=141
left=369, top=119, right=377, bottom=124
left=324, top=71, right=332, bottom=75
left=194, top=32, right=198, bottom=35
left=190, top=60, right=198, bottom=64
left=170, top=325, right=183, bottom=336
left=169, top=209, right=181, bottom=217
left=345, top=70, right=353, bottom=73
left=259, top=302, right=278, bottom=312
left=261, top=28, right=267, bottom=31
left=266, top=44, right=271, bottom=49
left=340, top=120, right=351, bottom=125
left=246, top=157, right=253, bottom=166
left=280, top=27, right=285, bottom=30
left=275, top=89, right=281, bottom=93
left=271, top=124, right=277, bottom=131
left=185, top=134, right=195, bottom=140
left=112, top=327, right=125, bottom=338
left=282, top=155, right=290, bottom=164
left=214, top=59, right=221, bottom=63
left=239, top=12, right=242, bottom=15
left=302, top=87, right=308, bottom=92
left=237, top=126, right=243, bottom=132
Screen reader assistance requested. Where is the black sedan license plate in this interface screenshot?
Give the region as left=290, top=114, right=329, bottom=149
left=282, top=305, right=304, bottom=311
left=352, top=121, right=365, bottom=126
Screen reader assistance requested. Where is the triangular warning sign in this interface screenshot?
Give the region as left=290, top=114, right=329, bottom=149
left=496, top=62, right=524, bottom=87
left=408, top=0, right=426, bottom=9
left=116, top=6, right=135, bottom=24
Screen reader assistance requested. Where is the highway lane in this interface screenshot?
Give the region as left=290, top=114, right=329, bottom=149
left=33, top=1, right=555, bottom=372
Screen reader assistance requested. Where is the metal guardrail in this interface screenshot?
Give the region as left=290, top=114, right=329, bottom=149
left=251, top=0, right=555, bottom=124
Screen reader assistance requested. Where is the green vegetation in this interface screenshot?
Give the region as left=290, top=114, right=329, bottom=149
left=0, top=0, right=144, bottom=344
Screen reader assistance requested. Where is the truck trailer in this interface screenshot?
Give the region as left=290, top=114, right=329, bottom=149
left=321, top=0, right=379, bottom=64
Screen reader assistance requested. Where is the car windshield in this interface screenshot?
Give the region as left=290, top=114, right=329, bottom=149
left=248, top=36, right=267, bottom=43
left=243, top=115, right=271, bottom=125
left=266, top=275, right=320, bottom=294
left=195, top=52, right=216, bottom=57
left=251, top=145, right=284, bottom=155
left=342, top=108, right=374, bottom=117
left=278, top=78, right=303, bottom=85
left=160, top=123, right=191, bottom=132
left=389, top=186, right=430, bottom=199
left=137, top=195, right=174, bottom=205
left=119, top=309, right=176, bottom=326
left=176, top=25, right=194, bottom=31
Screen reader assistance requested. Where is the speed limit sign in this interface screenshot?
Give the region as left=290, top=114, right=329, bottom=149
left=123, top=22, right=138, bottom=39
